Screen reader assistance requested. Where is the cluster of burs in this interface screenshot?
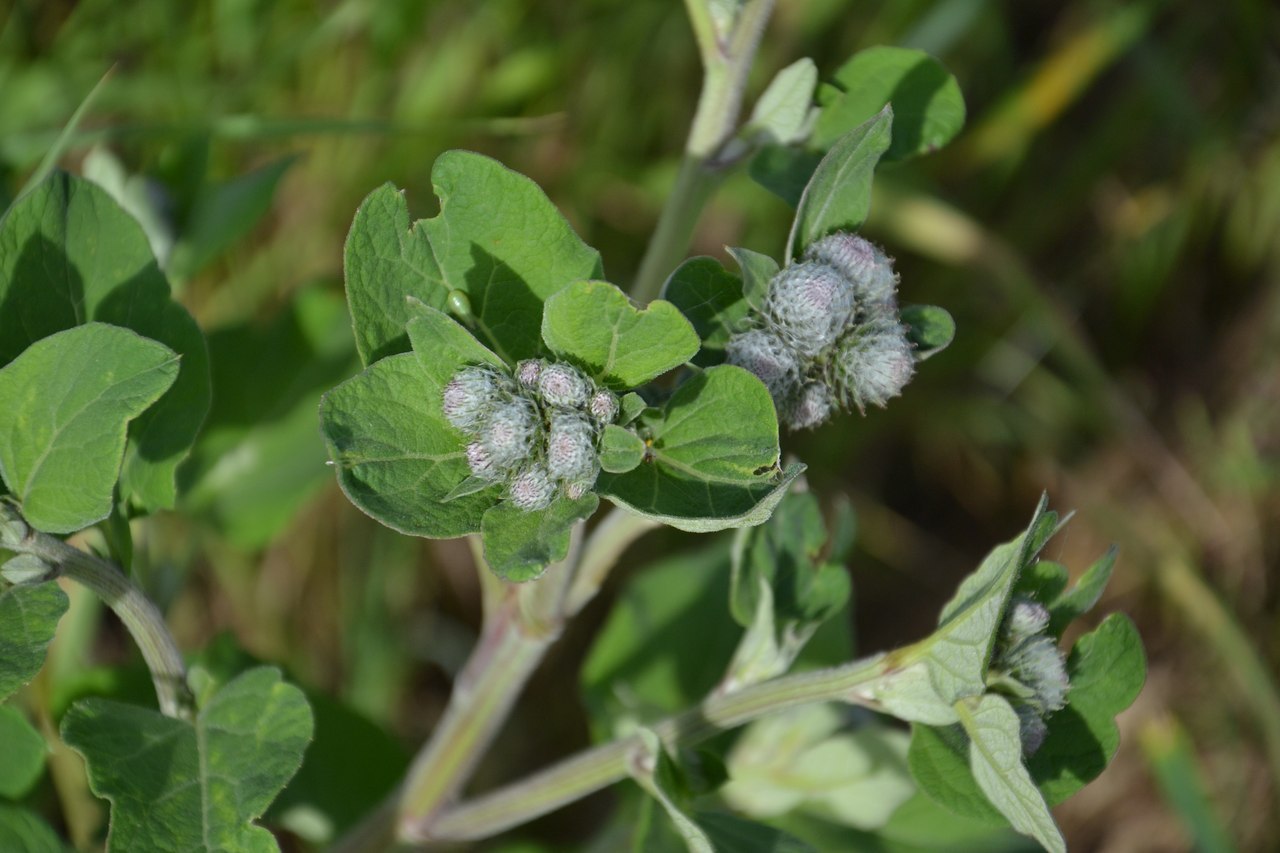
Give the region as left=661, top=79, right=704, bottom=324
left=442, top=360, right=620, bottom=511
left=726, top=233, right=916, bottom=430
left=992, top=597, right=1070, bottom=753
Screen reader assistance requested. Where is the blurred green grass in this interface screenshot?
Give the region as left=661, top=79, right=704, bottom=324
left=3, top=0, right=1277, bottom=849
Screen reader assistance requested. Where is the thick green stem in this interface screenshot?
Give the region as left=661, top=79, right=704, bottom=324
left=17, top=529, right=193, bottom=720
left=425, top=652, right=892, bottom=841
left=630, top=0, right=776, bottom=304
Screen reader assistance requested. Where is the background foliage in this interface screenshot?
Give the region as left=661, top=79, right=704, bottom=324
left=2, top=0, right=1276, bottom=849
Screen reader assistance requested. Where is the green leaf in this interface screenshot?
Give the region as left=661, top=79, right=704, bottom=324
left=61, top=666, right=313, bottom=853
left=0, top=324, right=178, bottom=533
left=319, top=353, right=492, bottom=539
left=343, top=183, right=447, bottom=366
left=599, top=424, right=646, bottom=474
left=2, top=554, right=54, bottom=585
left=748, top=147, right=824, bottom=209
left=662, top=258, right=749, bottom=367
left=788, top=106, right=893, bottom=260
left=724, top=247, right=779, bottom=312
left=0, top=805, right=64, bottom=853
left=1046, top=547, right=1116, bottom=636
left=619, top=392, right=648, bottom=425
left=541, top=280, right=699, bottom=388
left=597, top=366, right=801, bottom=533
left=900, top=304, right=956, bottom=361
left=0, top=705, right=46, bottom=798
left=745, top=58, right=818, bottom=146
left=167, top=156, right=297, bottom=282
left=421, top=151, right=603, bottom=362
left=628, top=729, right=715, bottom=853
left=1028, top=613, right=1145, bottom=805
left=723, top=705, right=914, bottom=830
left=924, top=497, right=1058, bottom=704
left=480, top=493, right=599, bottom=582
left=405, top=302, right=508, bottom=376
left=815, top=47, right=965, bottom=160
left=956, top=695, right=1065, bottom=853
left=693, top=812, right=817, bottom=853
left=0, top=172, right=211, bottom=515
left=0, top=582, right=68, bottom=702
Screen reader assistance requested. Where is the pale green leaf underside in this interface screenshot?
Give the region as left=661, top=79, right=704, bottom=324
left=0, top=172, right=210, bottom=515
left=343, top=183, right=448, bottom=365
left=597, top=365, right=796, bottom=532
left=422, top=151, right=603, bottom=362
left=541, top=280, right=699, bottom=389
left=957, top=695, right=1065, bottom=853
left=0, top=582, right=68, bottom=702
left=746, top=57, right=818, bottom=146
left=61, top=667, right=313, bottom=853
left=0, top=324, right=178, bottom=533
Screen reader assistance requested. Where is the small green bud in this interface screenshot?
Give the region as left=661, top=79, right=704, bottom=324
left=764, top=261, right=856, bottom=356
left=479, top=397, right=539, bottom=470
left=833, top=323, right=915, bottom=413
left=725, top=328, right=801, bottom=406
left=587, top=389, right=620, bottom=425
left=537, top=363, right=590, bottom=408
left=508, top=464, right=556, bottom=511
left=0, top=503, right=28, bottom=547
left=443, top=366, right=506, bottom=433
left=447, top=289, right=474, bottom=323
left=803, top=233, right=898, bottom=314
left=546, top=410, right=597, bottom=484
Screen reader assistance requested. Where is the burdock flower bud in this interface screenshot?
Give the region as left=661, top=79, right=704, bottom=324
left=785, top=381, right=835, bottom=431
left=726, top=328, right=801, bottom=406
left=538, top=362, right=590, bottom=408
left=564, top=475, right=598, bottom=501
left=479, top=397, right=538, bottom=470
left=1006, top=634, right=1070, bottom=715
left=443, top=366, right=504, bottom=433
left=509, top=464, right=556, bottom=511
left=546, top=410, right=597, bottom=484
left=1004, top=597, right=1051, bottom=642
left=588, top=389, right=620, bottom=424
left=764, top=262, right=856, bottom=356
left=833, top=323, right=915, bottom=412
left=515, top=359, right=543, bottom=388
left=803, top=233, right=898, bottom=314
left=465, top=441, right=502, bottom=481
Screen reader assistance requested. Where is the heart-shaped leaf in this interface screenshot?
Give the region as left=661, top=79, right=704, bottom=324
left=0, top=172, right=210, bottom=515
left=62, top=667, right=313, bottom=853
left=597, top=365, right=801, bottom=532
left=0, top=324, right=178, bottom=533
left=541, top=280, right=699, bottom=388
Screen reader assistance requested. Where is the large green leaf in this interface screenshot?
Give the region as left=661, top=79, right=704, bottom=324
left=0, top=582, right=67, bottom=702
left=0, top=324, right=178, bottom=533
left=480, top=493, right=599, bottom=582
left=62, top=667, right=312, bottom=853
left=541, top=280, right=699, bottom=388
left=343, top=183, right=448, bottom=365
left=788, top=106, right=893, bottom=259
left=0, top=705, right=46, bottom=798
left=815, top=47, right=966, bottom=160
left=0, top=172, right=211, bottom=514
left=597, top=366, right=800, bottom=532
left=662, top=258, right=750, bottom=367
left=420, top=151, right=603, bottom=362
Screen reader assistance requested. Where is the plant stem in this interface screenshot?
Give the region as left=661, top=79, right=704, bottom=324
left=426, top=651, right=892, bottom=841
left=17, top=529, right=193, bottom=720
left=565, top=507, right=659, bottom=615
left=630, top=0, right=776, bottom=304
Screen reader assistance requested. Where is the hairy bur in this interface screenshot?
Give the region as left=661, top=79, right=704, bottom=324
left=508, top=464, right=556, bottom=511
left=538, top=363, right=590, bottom=408
left=764, top=262, right=855, bottom=356
left=803, top=233, right=898, bottom=313
left=726, top=328, right=801, bottom=402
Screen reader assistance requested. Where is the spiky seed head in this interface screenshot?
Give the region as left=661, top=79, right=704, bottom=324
left=1005, top=597, right=1051, bottom=642
left=546, top=410, right=597, bottom=483
left=785, top=381, right=835, bottom=431
left=804, top=233, right=898, bottom=316
left=1006, top=634, right=1070, bottom=714
left=515, top=359, right=543, bottom=388
left=764, top=261, right=856, bottom=356
left=538, top=362, right=590, bottom=408
left=725, top=328, right=802, bottom=407
left=479, top=397, right=539, bottom=470
left=443, top=366, right=504, bottom=433
left=465, top=441, right=503, bottom=481
left=588, top=389, right=620, bottom=424
left=833, top=323, right=915, bottom=412
left=508, top=464, right=556, bottom=511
